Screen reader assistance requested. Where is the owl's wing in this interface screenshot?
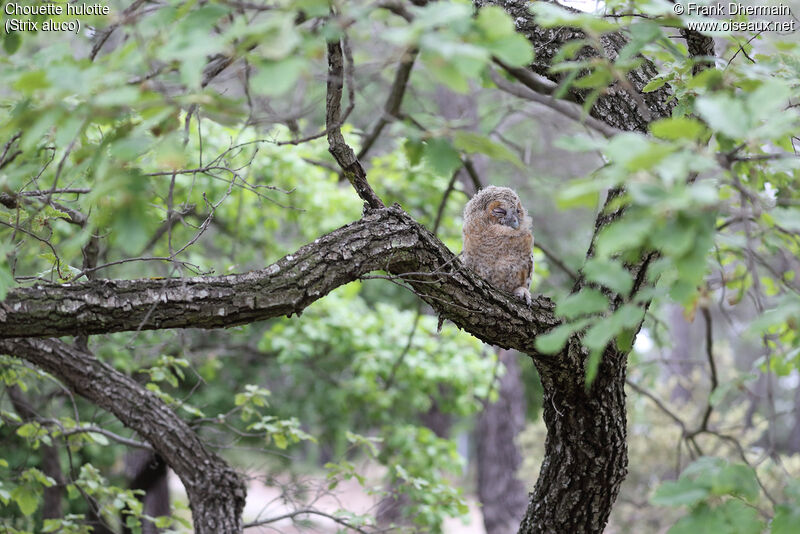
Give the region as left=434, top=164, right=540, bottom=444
left=523, top=250, right=534, bottom=289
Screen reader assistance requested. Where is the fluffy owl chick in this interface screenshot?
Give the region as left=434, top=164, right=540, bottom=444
left=462, top=185, right=534, bottom=305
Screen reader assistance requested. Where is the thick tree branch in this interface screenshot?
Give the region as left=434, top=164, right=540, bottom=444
left=478, top=0, right=675, bottom=133
left=326, top=38, right=385, bottom=209
left=1, top=207, right=557, bottom=357
left=0, top=338, right=246, bottom=533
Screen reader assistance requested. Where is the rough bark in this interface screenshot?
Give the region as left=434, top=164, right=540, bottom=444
left=471, top=3, right=675, bottom=528
left=478, top=0, right=675, bottom=134
left=0, top=338, right=246, bottom=534
left=0, top=2, right=681, bottom=533
left=519, top=343, right=629, bottom=534
left=477, top=349, right=528, bottom=534
left=0, top=207, right=557, bottom=350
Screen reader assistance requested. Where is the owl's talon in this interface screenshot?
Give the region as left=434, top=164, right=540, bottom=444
left=514, top=287, right=532, bottom=306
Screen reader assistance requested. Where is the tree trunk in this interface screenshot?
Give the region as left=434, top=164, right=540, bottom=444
left=123, top=450, right=170, bottom=534
left=477, top=349, right=528, bottom=534
left=519, top=344, right=628, bottom=534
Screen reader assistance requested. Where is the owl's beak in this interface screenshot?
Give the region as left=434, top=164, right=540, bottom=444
left=505, top=214, right=519, bottom=229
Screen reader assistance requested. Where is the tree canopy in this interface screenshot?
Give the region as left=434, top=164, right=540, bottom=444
left=1, top=0, right=800, bottom=533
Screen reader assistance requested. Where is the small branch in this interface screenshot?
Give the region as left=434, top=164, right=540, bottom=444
left=493, top=57, right=559, bottom=97
left=536, top=241, right=578, bottom=281
left=462, top=157, right=484, bottom=193
left=432, top=166, right=461, bottom=236
left=625, top=379, right=686, bottom=432
left=384, top=301, right=423, bottom=390
left=38, top=419, right=153, bottom=450
left=243, top=508, right=371, bottom=533
left=489, top=68, right=620, bottom=139
left=701, top=306, right=719, bottom=430
left=325, top=37, right=384, bottom=209
left=89, top=0, right=148, bottom=60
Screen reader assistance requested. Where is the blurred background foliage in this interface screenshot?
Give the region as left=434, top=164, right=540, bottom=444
left=1, top=0, right=800, bottom=532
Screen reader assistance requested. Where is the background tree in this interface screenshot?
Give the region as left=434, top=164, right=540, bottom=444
left=1, top=0, right=799, bottom=533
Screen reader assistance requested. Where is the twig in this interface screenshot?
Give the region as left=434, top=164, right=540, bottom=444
left=432, top=166, right=460, bottom=235
left=243, top=508, right=371, bottom=533
left=325, top=36, right=384, bottom=209
left=536, top=241, right=578, bottom=281
left=699, top=307, right=718, bottom=431
left=462, top=157, right=484, bottom=192
left=489, top=68, right=620, bottom=138
left=384, top=301, right=423, bottom=390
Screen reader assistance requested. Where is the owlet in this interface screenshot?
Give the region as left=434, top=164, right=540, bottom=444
left=461, top=185, right=534, bottom=305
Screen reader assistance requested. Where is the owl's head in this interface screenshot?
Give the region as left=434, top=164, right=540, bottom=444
left=464, top=185, right=529, bottom=230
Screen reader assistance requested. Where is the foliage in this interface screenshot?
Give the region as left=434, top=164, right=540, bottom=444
left=1, top=0, right=800, bottom=532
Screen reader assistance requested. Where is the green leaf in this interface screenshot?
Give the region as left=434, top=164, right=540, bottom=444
left=273, top=433, right=288, bottom=450
left=476, top=6, right=516, bottom=39
left=0, top=258, right=14, bottom=301
left=404, top=138, right=424, bottom=167
left=16, top=423, right=39, bottom=438
left=695, top=94, right=750, bottom=139
left=14, top=70, right=50, bottom=92
left=653, top=219, right=697, bottom=257
left=530, top=2, right=618, bottom=32
left=534, top=319, right=590, bottom=354
left=585, top=348, right=603, bottom=386
left=87, top=432, right=110, bottom=446
left=556, top=178, right=603, bottom=209
left=712, top=463, right=760, bottom=501
left=642, top=76, right=668, bottom=93
left=747, top=79, right=792, bottom=121
left=773, top=504, right=800, bottom=534
left=595, top=216, right=653, bottom=257
left=582, top=258, right=634, bottom=296
left=11, top=485, right=39, bottom=516
left=486, top=34, right=534, bottom=67
left=583, top=321, right=616, bottom=352
left=3, top=31, right=21, bottom=55
left=251, top=58, right=306, bottom=96
left=556, top=289, right=609, bottom=319
left=423, top=138, right=462, bottom=176
left=94, top=87, right=141, bottom=107
left=651, top=479, right=710, bottom=507
left=650, top=117, right=707, bottom=141
left=412, top=2, right=473, bottom=29
left=717, top=499, right=764, bottom=534
left=667, top=503, right=726, bottom=534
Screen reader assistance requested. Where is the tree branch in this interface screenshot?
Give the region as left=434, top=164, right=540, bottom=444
left=1, top=207, right=557, bottom=358
left=326, top=38, right=385, bottom=209
left=0, top=338, right=246, bottom=533
left=478, top=0, right=675, bottom=133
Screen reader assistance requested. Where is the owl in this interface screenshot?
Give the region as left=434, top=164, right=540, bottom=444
left=461, top=185, right=534, bottom=305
